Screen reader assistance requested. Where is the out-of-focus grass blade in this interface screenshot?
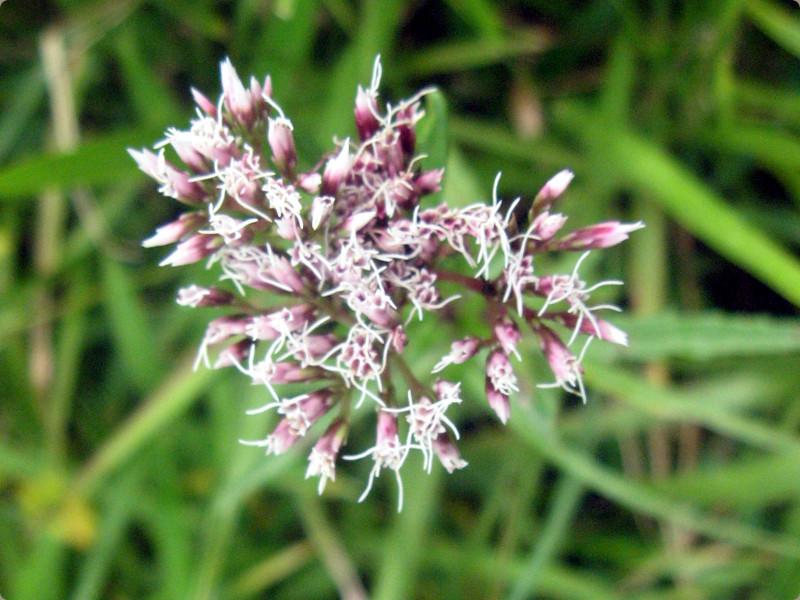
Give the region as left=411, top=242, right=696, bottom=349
left=101, top=256, right=161, bottom=391
left=0, top=67, right=45, bottom=161
left=73, top=356, right=215, bottom=497
left=450, top=116, right=580, bottom=170
left=610, top=312, right=800, bottom=361
left=0, top=125, right=165, bottom=199
left=554, top=101, right=800, bottom=308
left=416, top=89, right=449, bottom=172
left=443, top=0, right=505, bottom=39
left=70, top=475, right=136, bottom=600
left=396, top=29, right=552, bottom=77
left=746, top=0, right=800, bottom=59
left=373, top=456, right=440, bottom=600
left=511, top=406, right=800, bottom=558
left=584, top=364, right=800, bottom=463
left=698, top=122, right=800, bottom=177
left=655, top=454, right=800, bottom=510
left=112, top=25, right=184, bottom=126
left=154, top=0, right=228, bottom=39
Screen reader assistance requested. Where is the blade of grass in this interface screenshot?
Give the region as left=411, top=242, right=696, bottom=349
left=554, top=100, right=800, bottom=308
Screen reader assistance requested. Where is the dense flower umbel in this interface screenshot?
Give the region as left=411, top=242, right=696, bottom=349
left=133, top=56, right=642, bottom=510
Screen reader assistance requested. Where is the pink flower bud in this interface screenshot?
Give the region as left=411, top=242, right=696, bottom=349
left=451, top=338, right=481, bottom=363
left=266, top=419, right=301, bottom=454
left=546, top=312, right=628, bottom=346
left=176, top=285, right=235, bottom=307
left=537, top=324, right=582, bottom=392
left=354, top=86, right=380, bottom=141
left=395, top=103, right=418, bottom=157
left=190, top=87, right=217, bottom=117
left=485, top=383, right=510, bottom=425
left=390, top=325, right=408, bottom=354
left=340, top=210, right=375, bottom=234
left=432, top=432, right=467, bottom=473
left=268, top=118, right=298, bottom=179
left=275, top=216, right=299, bottom=240
left=376, top=410, right=399, bottom=444
left=202, top=315, right=249, bottom=346
left=532, top=169, right=574, bottom=214
left=142, top=212, right=206, bottom=247
left=493, top=318, right=522, bottom=357
left=159, top=233, right=221, bottom=266
left=220, top=58, right=255, bottom=126
left=169, top=137, right=210, bottom=173
left=310, top=195, right=335, bottom=230
left=530, top=211, right=567, bottom=243
left=306, top=419, right=349, bottom=494
left=297, top=172, right=322, bottom=194
left=213, top=339, right=252, bottom=368
left=553, top=221, right=645, bottom=251
left=322, top=142, right=351, bottom=195
left=485, top=349, right=518, bottom=397
left=414, top=168, right=444, bottom=196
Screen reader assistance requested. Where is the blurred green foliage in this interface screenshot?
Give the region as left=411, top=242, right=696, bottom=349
left=2, top=1, right=800, bottom=599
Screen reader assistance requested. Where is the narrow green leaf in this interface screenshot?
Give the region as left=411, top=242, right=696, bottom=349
left=611, top=312, right=800, bottom=361
left=746, top=0, right=800, bottom=59
left=554, top=101, right=800, bottom=308
left=511, top=406, right=800, bottom=558
left=0, top=126, right=166, bottom=199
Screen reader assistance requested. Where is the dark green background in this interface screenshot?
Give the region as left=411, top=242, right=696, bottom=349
left=2, top=1, right=800, bottom=599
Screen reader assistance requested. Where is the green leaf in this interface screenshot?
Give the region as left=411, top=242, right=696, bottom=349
left=0, top=126, right=166, bottom=199
left=611, top=312, right=800, bottom=361
left=554, top=100, right=800, bottom=308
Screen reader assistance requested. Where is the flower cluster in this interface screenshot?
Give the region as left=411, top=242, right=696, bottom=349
left=132, top=57, right=642, bottom=510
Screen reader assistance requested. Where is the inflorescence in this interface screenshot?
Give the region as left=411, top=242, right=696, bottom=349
left=131, top=57, right=642, bottom=510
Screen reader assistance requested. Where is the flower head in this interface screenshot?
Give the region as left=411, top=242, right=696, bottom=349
left=134, top=56, right=640, bottom=510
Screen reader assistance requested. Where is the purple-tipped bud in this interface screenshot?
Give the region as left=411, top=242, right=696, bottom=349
left=537, top=324, right=582, bottom=391
left=532, top=169, right=574, bottom=215
left=220, top=58, right=255, bottom=126
left=310, top=195, right=335, bottom=230
left=553, top=221, right=645, bottom=251
left=261, top=74, right=273, bottom=100
left=431, top=336, right=482, bottom=373
left=546, top=312, right=629, bottom=346
left=485, top=349, right=518, bottom=397
left=395, top=103, right=418, bottom=158
left=213, top=339, right=253, bottom=368
left=354, top=86, right=381, bottom=141
left=191, top=87, right=217, bottom=117
left=159, top=233, right=221, bottom=266
left=341, top=210, right=376, bottom=234
left=267, top=419, right=301, bottom=455
left=170, top=137, right=210, bottom=173
left=142, top=212, right=206, bottom=248
left=306, top=419, right=349, bottom=494
left=268, top=118, right=298, bottom=179
left=176, top=285, right=235, bottom=307
left=485, top=383, right=510, bottom=425
left=493, top=318, right=522, bottom=357
left=128, top=148, right=208, bottom=205
left=275, top=216, right=299, bottom=240
left=202, top=315, right=250, bottom=346
left=391, top=325, right=408, bottom=354
left=262, top=256, right=307, bottom=294
left=377, top=410, right=399, bottom=444
left=530, top=211, right=568, bottom=243
left=322, top=142, right=351, bottom=195
left=297, top=172, right=322, bottom=194
left=414, top=168, right=444, bottom=196
left=432, top=432, right=467, bottom=473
